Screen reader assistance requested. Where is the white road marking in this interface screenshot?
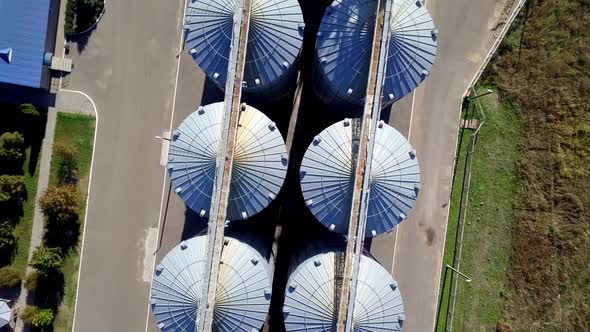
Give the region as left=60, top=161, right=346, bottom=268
left=407, top=90, right=416, bottom=141
left=390, top=90, right=416, bottom=273
left=66, top=89, right=99, bottom=332
left=141, top=227, right=160, bottom=282
left=143, top=0, right=188, bottom=331
left=159, top=131, right=171, bottom=166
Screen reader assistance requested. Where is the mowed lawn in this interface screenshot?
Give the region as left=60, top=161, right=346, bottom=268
left=50, top=112, right=95, bottom=331
left=437, top=87, right=523, bottom=331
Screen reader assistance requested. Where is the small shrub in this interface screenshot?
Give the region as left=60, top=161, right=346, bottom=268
left=0, top=132, right=25, bottom=151
left=39, top=185, right=79, bottom=224
left=22, top=306, right=55, bottom=327
left=24, top=271, right=39, bottom=290
left=0, top=266, right=22, bottom=288
left=21, top=306, right=38, bottom=322
left=65, top=0, right=104, bottom=35
left=32, top=308, right=55, bottom=327
left=29, top=246, right=64, bottom=274
left=55, top=142, right=78, bottom=184
left=76, top=0, right=104, bottom=31
left=0, top=148, right=24, bottom=170
left=55, top=142, right=78, bottom=162
left=19, top=104, right=40, bottom=117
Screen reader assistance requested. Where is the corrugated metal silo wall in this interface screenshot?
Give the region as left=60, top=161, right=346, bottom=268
left=312, top=0, right=377, bottom=111
left=184, top=0, right=306, bottom=106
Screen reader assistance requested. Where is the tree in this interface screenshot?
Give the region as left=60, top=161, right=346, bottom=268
left=39, top=185, right=79, bottom=223
left=0, top=222, right=16, bottom=255
left=22, top=306, right=55, bottom=327
left=0, top=132, right=25, bottom=151
left=29, top=246, right=63, bottom=274
left=0, top=266, right=21, bottom=288
left=0, top=175, right=26, bottom=203
left=64, top=0, right=76, bottom=35
left=0, top=132, right=26, bottom=173
left=0, top=148, right=24, bottom=172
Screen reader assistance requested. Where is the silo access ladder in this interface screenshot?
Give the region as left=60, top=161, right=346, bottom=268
left=196, top=0, right=252, bottom=331
left=335, top=0, right=394, bottom=331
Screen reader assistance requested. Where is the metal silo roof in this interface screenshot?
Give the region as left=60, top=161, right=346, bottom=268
left=184, top=0, right=304, bottom=96
left=150, top=235, right=272, bottom=332
left=314, top=0, right=437, bottom=107
left=0, top=300, right=10, bottom=328
left=283, top=250, right=405, bottom=331
left=168, top=102, right=287, bottom=221
left=383, top=0, right=438, bottom=104
left=300, top=118, right=420, bottom=237
left=314, top=0, right=376, bottom=106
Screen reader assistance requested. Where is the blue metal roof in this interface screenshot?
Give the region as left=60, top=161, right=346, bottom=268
left=314, top=0, right=437, bottom=108
left=300, top=118, right=421, bottom=237
left=0, top=0, right=51, bottom=88
left=184, top=0, right=304, bottom=99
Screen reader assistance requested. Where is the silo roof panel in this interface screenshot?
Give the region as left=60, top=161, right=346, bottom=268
left=314, top=0, right=437, bottom=107
left=0, top=300, right=10, bottom=328
left=300, top=119, right=420, bottom=237
left=168, top=102, right=287, bottom=221
left=283, top=251, right=405, bottom=331
left=184, top=0, right=304, bottom=90
left=315, top=0, right=377, bottom=106
left=150, top=235, right=271, bottom=332
left=383, top=0, right=438, bottom=103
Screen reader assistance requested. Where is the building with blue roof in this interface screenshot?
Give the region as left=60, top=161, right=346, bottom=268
left=0, top=0, right=54, bottom=89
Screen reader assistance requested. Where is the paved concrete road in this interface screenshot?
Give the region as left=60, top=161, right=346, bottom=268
left=65, top=0, right=514, bottom=330
left=370, top=0, right=514, bottom=331
left=68, top=0, right=187, bottom=330
left=143, top=43, right=212, bottom=332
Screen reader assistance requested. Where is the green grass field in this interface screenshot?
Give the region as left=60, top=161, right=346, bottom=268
left=50, top=112, right=95, bottom=331
left=437, top=87, right=523, bottom=331
left=436, top=113, right=472, bottom=331
left=10, top=147, right=41, bottom=273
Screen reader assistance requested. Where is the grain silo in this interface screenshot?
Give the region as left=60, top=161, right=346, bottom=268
left=168, top=102, right=288, bottom=221
left=150, top=234, right=272, bottom=331
left=299, top=118, right=420, bottom=237
left=184, top=0, right=305, bottom=100
left=0, top=300, right=11, bottom=329
left=283, top=245, right=405, bottom=331
left=314, top=0, right=437, bottom=107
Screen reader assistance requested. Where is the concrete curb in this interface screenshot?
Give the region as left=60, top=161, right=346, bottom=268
left=66, top=0, right=106, bottom=38
left=433, top=0, right=528, bottom=330
left=60, top=89, right=99, bottom=332
left=467, top=0, right=527, bottom=89
left=11, top=89, right=98, bottom=332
